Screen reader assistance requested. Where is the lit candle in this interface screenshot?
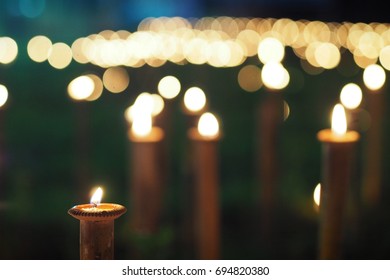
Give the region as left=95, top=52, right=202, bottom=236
left=128, top=111, right=164, bottom=235
left=68, top=187, right=126, bottom=260
left=361, top=64, right=386, bottom=207
left=188, top=112, right=221, bottom=260
left=317, top=103, right=359, bottom=259
left=180, top=87, right=207, bottom=254
left=258, top=61, right=288, bottom=249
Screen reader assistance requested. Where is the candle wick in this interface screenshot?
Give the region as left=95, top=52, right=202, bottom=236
left=92, top=203, right=98, bottom=208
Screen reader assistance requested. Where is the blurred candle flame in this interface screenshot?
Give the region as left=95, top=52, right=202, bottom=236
left=313, top=183, right=321, bottom=207
left=90, top=187, right=103, bottom=206
left=331, top=104, right=347, bottom=135
left=131, top=113, right=152, bottom=137
left=198, top=112, right=219, bottom=137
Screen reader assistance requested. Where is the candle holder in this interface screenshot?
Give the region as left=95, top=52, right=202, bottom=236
left=68, top=203, right=126, bottom=260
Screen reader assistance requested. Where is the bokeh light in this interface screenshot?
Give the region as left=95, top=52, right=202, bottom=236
left=151, top=93, right=165, bottom=116
left=102, top=66, right=130, bottom=93
left=340, top=83, right=363, bottom=109
left=67, top=75, right=95, bottom=101
left=48, top=42, right=72, bottom=69
left=363, top=64, right=386, bottom=91
left=19, top=0, right=46, bottom=18
left=27, top=35, right=52, bottom=63
left=237, top=65, right=263, bottom=92
left=379, top=46, right=390, bottom=71
left=0, top=84, right=9, bottom=108
left=257, top=37, right=285, bottom=64
left=158, top=75, right=181, bottom=99
left=0, top=37, right=18, bottom=64
left=183, top=87, right=207, bottom=113
left=85, top=74, right=104, bottom=101
left=261, top=62, right=290, bottom=90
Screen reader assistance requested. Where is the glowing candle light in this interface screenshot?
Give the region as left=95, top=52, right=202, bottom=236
left=131, top=113, right=152, bottom=138
left=198, top=112, right=219, bottom=138
left=68, top=187, right=126, bottom=260
left=188, top=111, right=222, bottom=259
left=90, top=187, right=103, bottom=206
left=331, top=103, right=347, bottom=136
left=317, top=103, right=359, bottom=259
left=313, top=183, right=321, bottom=212
left=317, top=104, right=359, bottom=143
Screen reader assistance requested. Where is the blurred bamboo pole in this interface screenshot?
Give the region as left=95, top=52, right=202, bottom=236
left=189, top=128, right=221, bottom=260
left=257, top=93, right=283, bottom=252
left=362, top=90, right=385, bottom=207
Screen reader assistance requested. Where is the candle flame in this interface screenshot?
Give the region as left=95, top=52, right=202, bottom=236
left=313, top=183, right=321, bottom=207
left=198, top=112, right=219, bottom=137
left=331, top=103, right=347, bottom=135
left=90, top=187, right=103, bottom=206
left=131, top=113, right=152, bottom=137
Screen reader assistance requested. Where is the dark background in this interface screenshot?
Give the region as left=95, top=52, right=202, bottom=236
left=0, top=0, right=389, bottom=260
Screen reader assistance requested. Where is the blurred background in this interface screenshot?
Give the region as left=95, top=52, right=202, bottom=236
left=0, top=0, right=390, bottom=260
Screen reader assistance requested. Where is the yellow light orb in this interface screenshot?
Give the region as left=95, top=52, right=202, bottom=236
left=0, top=37, right=18, bottom=64
left=261, top=62, right=290, bottom=90
left=198, top=112, right=219, bottom=137
left=158, top=75, right=181, bottom=99
left=257, top=37, right=285, bottom=64
left=48, top=42, right=73, bottom=69
left=363, top=64, right=386, bottom=91
left=68, top=75, right=95, bottom=101
left=0, top=84, right=9, bottom=108
left=27, top=35, right=52, bottom=63
left=340, top=83, right=363, bottom=109
left=184, top=87, right=206, bottom=113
